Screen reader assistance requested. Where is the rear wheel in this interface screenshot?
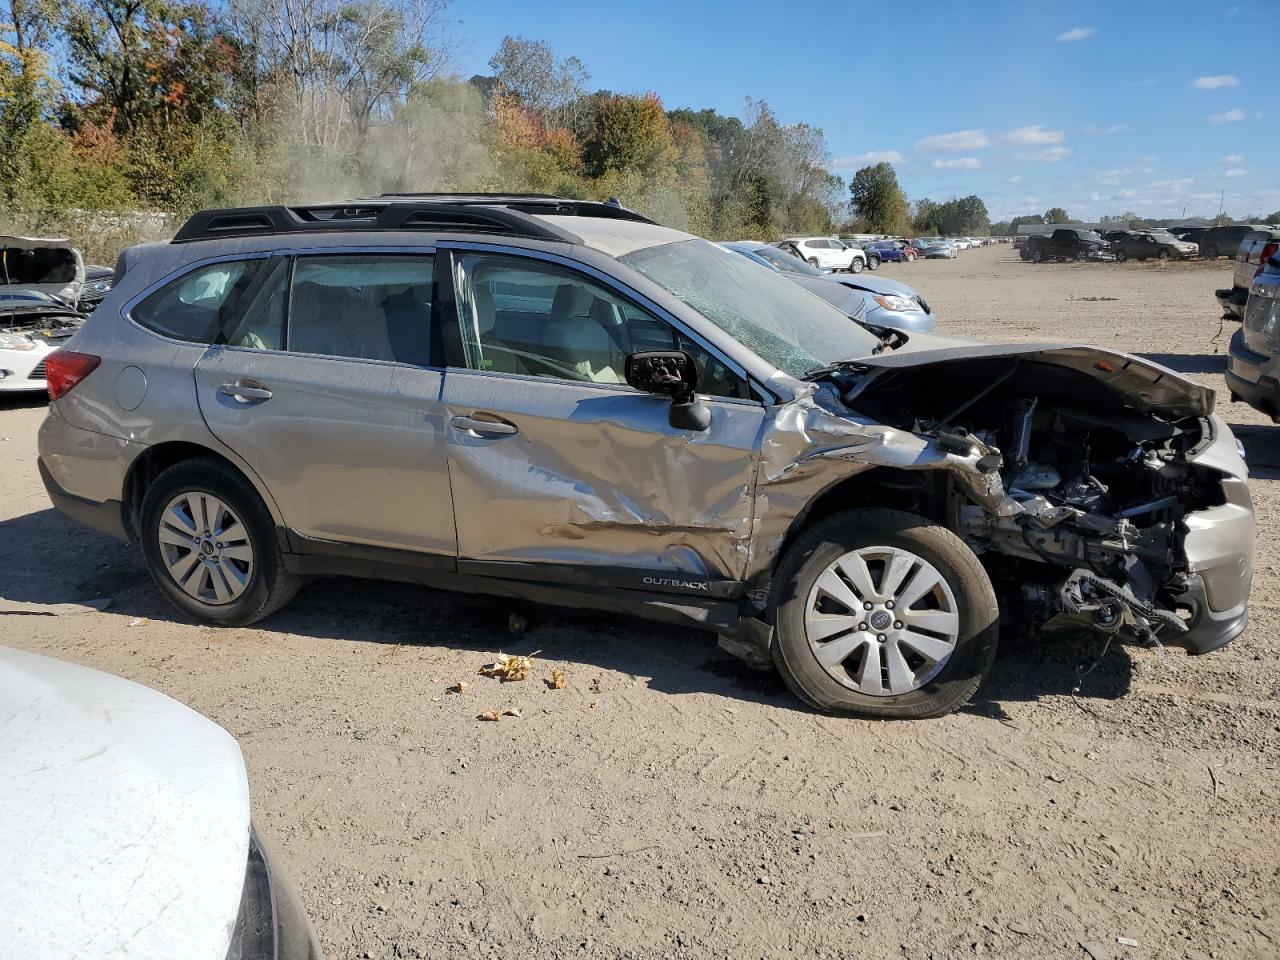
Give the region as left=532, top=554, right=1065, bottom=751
left=808, top=257, right=821, bottom=268
left=772, top=509, right=999, bottom=718
left=866, top=255, right=881, bottom=270
left=850, top=258, right=864, bottom=273
left=1032, top=249, right=1045, bottom=263
left=1157, top=248, right=1171, bottom=260
left=140, top=457, right=300, bottom=626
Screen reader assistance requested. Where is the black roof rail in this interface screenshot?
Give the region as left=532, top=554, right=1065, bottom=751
left=371, top=193, right=657, bottom=225
left=172, top=200, right=589, bottom=244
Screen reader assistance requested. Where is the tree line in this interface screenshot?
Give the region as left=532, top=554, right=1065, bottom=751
left=0, top=0, right=1009, bottom=251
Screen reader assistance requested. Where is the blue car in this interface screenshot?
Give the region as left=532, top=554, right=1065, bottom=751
left=863, top=240, right=917, bottom=263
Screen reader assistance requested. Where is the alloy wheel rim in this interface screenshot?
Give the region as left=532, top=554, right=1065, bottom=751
left=158, top=491, right=254, bottom=605
left=804, top=546, right=960, bottom=696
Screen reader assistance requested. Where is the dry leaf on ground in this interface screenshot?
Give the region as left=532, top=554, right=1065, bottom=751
left=502, top=708, right=522, bottom=718
left=477, top=709, right=501, bottom=722
left=548, top=668, right=567, bottom=690
left=478, top=654, right=532, bottom=682
left=447, top=681, right=467, bottom=694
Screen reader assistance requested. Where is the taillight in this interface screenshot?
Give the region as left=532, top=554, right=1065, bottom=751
left=1256, top=243, right=1278, bottom=278
left=45, top=351, right=101, bottom=400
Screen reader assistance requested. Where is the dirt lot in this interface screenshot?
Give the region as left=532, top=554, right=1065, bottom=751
left=2, top=246, right=1278, bottom=960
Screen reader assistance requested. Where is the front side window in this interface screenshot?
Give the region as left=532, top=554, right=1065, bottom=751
left=132, top=259, right=264, bottom=343
left=453, top=252, right=745, bottom=398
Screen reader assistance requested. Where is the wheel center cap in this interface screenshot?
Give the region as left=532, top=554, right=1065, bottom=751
left=200, top=539, right=215, bottom=556
left=869, top=610, right=892, bottom=631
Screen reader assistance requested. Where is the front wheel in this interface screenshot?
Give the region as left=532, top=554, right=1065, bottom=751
left=808, top=257, right=821, bottom=268
left=850, top=258, right=864, bottom=273
left=1032, top=249, right=1045, bottom=263
left=1115, top=249, right=1128, bottom=263
left=866, top=255, right=881, bottom=270
left=140, top=457, right=301, bottom=626
left=1157, top=249, right=1171, bottom=260
left=772, top=509, right=999, bottom=718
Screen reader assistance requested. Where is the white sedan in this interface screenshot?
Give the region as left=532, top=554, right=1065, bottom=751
left=0, top=645, right=325, bottom=959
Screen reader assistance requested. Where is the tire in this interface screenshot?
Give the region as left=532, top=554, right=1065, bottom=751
left=771, top=509, right=999, bottom=719
left=1020, top=248, right=1031, bottom=261
left=1074, top=249, right=1087, bottom=262
left=850, top=258, right=864, bottom=273
left=1157, top=249, right=1171, bottom=260
left=1032, top=249, right=1045, bottom=263
left=1115, top=249, right=1128, bottom=263
left=867, top=255, right=881, bottom=270
left=808, top=257, right=821, bottom=268
left=140, top=457, right=301, bottom=626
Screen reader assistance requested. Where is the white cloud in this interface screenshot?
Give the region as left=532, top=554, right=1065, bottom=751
left=1082, top=124, right=1126, bottom=135
left=1150, top=178, right=1194, bottom=190
left=1018, top=146, right=1072, bottom=162
left=1002, top=124, right=1065, bottom=145
left=1057, top=26, right=1096, bottom=42
left=1222, top=154, right=1244, bottom=163
left=1006, top=175, right=1024, bottom=184
left=932, top=157, right=983, bottom=170
left=830, top=150, right=904, bottom=170
left=1192, top=75, right=1239, bottom=89
left=915, top=129, right=989, bottom=152
left=1209, top=109, right=1246, bottom=124
left=1224, top=168, right=1248, bottom=178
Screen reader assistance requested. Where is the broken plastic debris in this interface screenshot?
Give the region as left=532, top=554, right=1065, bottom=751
left=548, top=668, right=567, bottom=690
left=478, top=654, right=532, bottom=682
left=477, top=710, right=501, bottom=722
left=502, top=708, right=522, bottom=718
left=129, top=617, right=149, bottom=627
left=447, top=681, right=467, bottom=694
left=1117, top=936, right=1138, bottom=948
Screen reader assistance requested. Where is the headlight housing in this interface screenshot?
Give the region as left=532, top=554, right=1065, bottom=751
left=0, top=331, right=37, bottom=351
left=225, top=826, right=324, bottom=960
left=871, top=294, right=922, bottom=313
left=87, top=279, right=113, bottom=295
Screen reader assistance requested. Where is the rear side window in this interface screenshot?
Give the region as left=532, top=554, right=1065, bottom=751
left=285, top=255, right=435, bottom=365
left=131, top=259, right=265, bottom=343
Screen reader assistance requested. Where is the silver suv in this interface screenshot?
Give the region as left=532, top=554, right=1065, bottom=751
left=38, top=195, right=1255, bottom=718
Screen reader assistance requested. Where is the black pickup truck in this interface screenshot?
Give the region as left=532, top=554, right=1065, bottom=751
left=1021, top=228, right=1110, bottom=263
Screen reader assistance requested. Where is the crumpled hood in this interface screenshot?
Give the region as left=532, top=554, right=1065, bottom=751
left=854, top=338, right=1215, bottom=418
left=0, top=646, right=250, bottom=960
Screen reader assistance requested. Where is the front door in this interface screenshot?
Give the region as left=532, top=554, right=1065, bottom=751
left=192, top=252, right=456, bottom=556
left=440, top=249, right=765, bottom=591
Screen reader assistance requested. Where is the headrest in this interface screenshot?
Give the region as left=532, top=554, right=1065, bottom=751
left=551, top=283, right=593, bottom=319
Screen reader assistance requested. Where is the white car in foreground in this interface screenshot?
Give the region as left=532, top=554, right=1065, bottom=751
left=0, top=646, right=324, bottom=960
left=0, top=292, right=84, bottom=392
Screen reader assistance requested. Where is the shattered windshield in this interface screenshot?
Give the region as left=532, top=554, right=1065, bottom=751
left=621, top=238, right=880, bottom=378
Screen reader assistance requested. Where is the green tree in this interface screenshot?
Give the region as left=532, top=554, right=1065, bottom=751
left=581, top=93, right=674, bottom=179
left=1044, top=206, right=1070, bottom=224
left=849, top=162, right=910, bottom=234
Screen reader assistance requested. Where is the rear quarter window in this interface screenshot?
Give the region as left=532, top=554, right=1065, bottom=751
left=131, top=259, right=265, bottom=343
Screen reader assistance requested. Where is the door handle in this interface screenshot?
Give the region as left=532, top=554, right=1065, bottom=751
left=451, top=414, right=517, bottom=436
left=218, top=380, right=273, bottom=403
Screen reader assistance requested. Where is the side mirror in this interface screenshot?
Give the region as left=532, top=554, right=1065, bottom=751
left=624, top=350, right=712, bottom=431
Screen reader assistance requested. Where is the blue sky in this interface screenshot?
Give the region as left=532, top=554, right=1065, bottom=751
left=450, top=0, right=1278, bottom=222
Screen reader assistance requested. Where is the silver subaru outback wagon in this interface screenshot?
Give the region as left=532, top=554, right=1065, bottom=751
left=38, top=195, right=1255, bottom=718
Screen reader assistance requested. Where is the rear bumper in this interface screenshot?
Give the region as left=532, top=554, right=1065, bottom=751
left=38, top=457, right=128, bottom=540
left=1226, top=327, right=1280, bottom=419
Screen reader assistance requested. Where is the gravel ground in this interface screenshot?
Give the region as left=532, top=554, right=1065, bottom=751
left=2, top=245, right=1278, bottom=960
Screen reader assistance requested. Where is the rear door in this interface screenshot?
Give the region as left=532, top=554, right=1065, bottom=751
left=440, top=247, right=764, bottom=590
left=192, top=250, right=457, bottom=557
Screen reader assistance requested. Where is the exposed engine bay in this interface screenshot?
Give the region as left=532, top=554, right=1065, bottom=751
left=1, top=311, right=82, bottom=340
left=833, top=354, right=1236, bottom=648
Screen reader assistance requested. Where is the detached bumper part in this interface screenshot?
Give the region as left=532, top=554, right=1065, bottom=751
left=1173, top=574, right=1247, bottom=655
left=227, top=826, right=325, bottom=960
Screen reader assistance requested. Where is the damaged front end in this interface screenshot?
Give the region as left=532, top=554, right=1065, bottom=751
left=745, top=343, right=1253, bottom=658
